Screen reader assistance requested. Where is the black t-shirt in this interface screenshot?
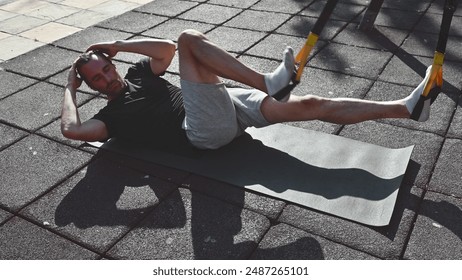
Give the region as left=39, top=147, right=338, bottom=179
left=92, top=58, right=187, bottom=148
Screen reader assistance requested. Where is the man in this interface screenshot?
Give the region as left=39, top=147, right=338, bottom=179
left=61, top=29, right=437, bottom=150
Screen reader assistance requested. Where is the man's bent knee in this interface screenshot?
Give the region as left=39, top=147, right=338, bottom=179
left=178, top=29, right=206, bottom=48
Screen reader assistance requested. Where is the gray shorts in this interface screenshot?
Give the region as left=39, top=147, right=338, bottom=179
left=181, top=79, right=271, bottom=149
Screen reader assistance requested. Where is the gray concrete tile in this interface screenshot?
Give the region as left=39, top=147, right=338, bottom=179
left=92, top=149, right=190, bottom=185
left=378, top=54, right=462, bottom=93
left=404, top=191, right=462, bottom=259
left=373, top=8, right=423, bottom=30
left=107, top=188, right=270, bottom=259
left=382, top=0, right=432, bottom=12
left=0, top=217, right=97, bottom=259
left=143, top=18, right=215, bottom=40
left=182, top=174, right=285, bottom=220
left=0, top=209, right=13, bottom=224
left=414, top=11, right=462, bottom=37
left=339, top=121, right=444, bottom=189
left=1, top=45, right=78, bottom=79
left=252, top=0, right=308, bottom=14
left=401, top=32, right=462, bottom=63
left=96, top=11, right=168, bottom=34
left=252, top=223, right=377, bottom=259
left=0, top=134, right=92, bottom=211
left=309, top=42, right=393, bottom=79
left=134, top=0, right=198, bottom=17
left=54, top=26, right=133, bottom=52
left=224, top=10, right=291, bottom=32
left=37, top=96, right=107, bottom=147
left=333, top=24, right=409, bottom=51
left=208, top=0, right=259, bottom=8
left=275, top=15, right=347, bottom=40
left=0, top=123, right=27, bottom=150
left=0, top=69, right=38, bottom=99
left=428, top=0, right=462, bottom=16
left=447, top=98, right=462, bottom=139
left=246, top=33, right=313, bottom=60
left=57, top=9, right=113, bottom=29
left=364, top=81, right=458, bottom=136
left=279, top=185, right=423, bottom=259
left=0, top=82, right=92, bottom=131
left=206, top=26, right=266, bottom=54
left=179, top=3, right=242, bottom=25
left=20, top=156, right=176, bottom=253
left=301, top=1, right=366, bottom=22
left=429, top=138, right=462, bottom=197
left=0, top=14, right=47, bottom=34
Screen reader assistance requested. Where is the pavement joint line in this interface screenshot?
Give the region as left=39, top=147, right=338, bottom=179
left=10, top=210, right=106, bottom=258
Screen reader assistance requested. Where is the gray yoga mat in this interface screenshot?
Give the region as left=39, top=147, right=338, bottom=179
left=89, top=124, right=413, bottom=226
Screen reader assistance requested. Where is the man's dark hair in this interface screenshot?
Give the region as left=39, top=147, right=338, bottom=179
left=75, top=50, right=112, bottom=85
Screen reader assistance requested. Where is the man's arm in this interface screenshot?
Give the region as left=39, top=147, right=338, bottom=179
left=61, top=61, right=109, bottom=142
left=86, top=39, right=176, bottom=75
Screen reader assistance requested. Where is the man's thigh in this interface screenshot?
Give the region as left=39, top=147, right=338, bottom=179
left=181, top=79, right=239, bottom=149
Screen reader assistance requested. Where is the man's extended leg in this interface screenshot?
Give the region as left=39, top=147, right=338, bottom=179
left=261, top=66, right=436, bottom=124
left=177, top=29, right=294, bottom=96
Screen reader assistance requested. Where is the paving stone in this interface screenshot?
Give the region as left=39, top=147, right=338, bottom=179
left=252, top=0, right=308, bottom=14
left=0, top=14, right=47, bottom=34
left=378, top=53, right=462, bottom=94
left=38, top=96, right=107, bottom=147
left=339, top=121, right=444, bottom=189
left=96, top=11, right=168, bottom=34
left=429, top=139, right=462, bottom=197
left=206, top=26, right=266, bottom=54
left=364, top=81, right=457, bottom=136
left=0, top=69, right=38, bottom=99
left=382, top=0, right=432, bottom=12
left=301, top=1, right=366, bottom=22
left=92, top=149, right=190, bottom=185
left=373, top=8, right=423, bottom=30
left=287, top=67, right=374, bottom=134
left=20, top=157, right=176, bottom=253
left=279, top=185, right=423, bottom=259
left=57, top=9, right=112, bottom=29
left=404, top=191, right=462, bottom=259
left=1, top=45, right=78, bottom=79
left=90, top=0, right=139, bottom=16
left=181, top=174, right=285, bottom=220
left=401, top=32, right=462, bottom=63
left=0, top=209, right=13, bottom=224
left=0, top=217, right=97, bottom=259
left=0, top=123, right=27, bottom=150
left=447, top=98, right=462, bottom=139
left=275, top=15, right=348, bottom=40
left=134, top=0, right=199, bottom=17
left=252, top=223, right=377, bottom=259
left=333, top=24, right=409, bottom=51
left=246, top=33, right=315, bottom=60
left=309, top=42, right=393, bottom=79
left=0, top=82, right=93, bottom=131
left=143, top=18, right=215, bottom=40
left=428, top=0, right=462, bottom=16
left=208, top=0, right=259, bottom=8
left=179, top=3, right=242, bottom=25
left=224, top=10, right=291, bottom=32
left=0, top=135, right=92, bottom=211
left=54, top=26, right=133, bottom=52
left=414, top=10, right=462, bottom=37
left=107, top=188, right=270, bottom=259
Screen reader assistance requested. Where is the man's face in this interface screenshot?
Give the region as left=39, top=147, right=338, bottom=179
left=78, top=54, right=125, bottom=96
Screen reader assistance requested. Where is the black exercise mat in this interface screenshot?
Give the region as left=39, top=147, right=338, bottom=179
left=89, top=124, right=413, bottom=226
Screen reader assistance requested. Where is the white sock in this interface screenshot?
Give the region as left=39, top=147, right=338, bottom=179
left=264, top=46, right=295, bottom=96
left=405, top=66, right=433, bottom=121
